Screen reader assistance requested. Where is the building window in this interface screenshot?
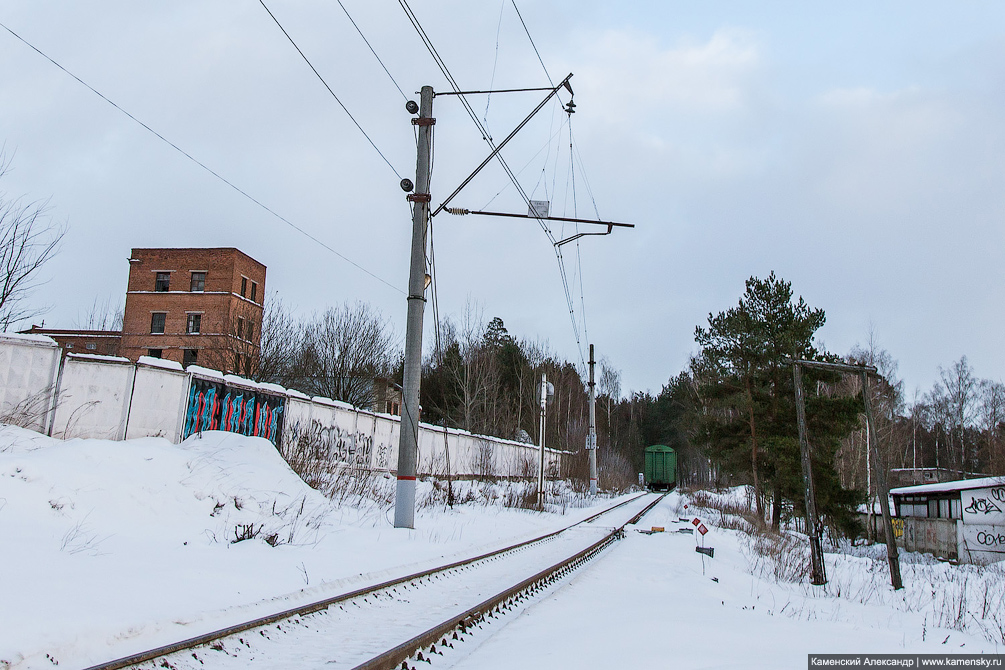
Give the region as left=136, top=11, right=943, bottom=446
left=240, top=276, right=248, bottom=297
left=147, top=348, right=162, bottom=358
left=246, top=319, right=254, bottom=341
left=250, top=281, right=258, bottom=302
left=183, top=349, right=198, bottom=367
left=234, top=352, right=242, bottom=373
left=190, top=272, right=206, bottom=292
left=150, top=312, right=166, bottom=334
left=237, top=316, right=244, bottom=340
left=85, top=343, right=97, bottom=350
left=155, top=272, right=171, bottom=292
left=186, top=313, right=202, bottom=334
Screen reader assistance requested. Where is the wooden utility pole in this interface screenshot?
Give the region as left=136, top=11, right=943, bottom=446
left=792, top=361, right=827, bottom=585
left=790, top=357, right=904, bottom=590
left=861, top=371, right=903, bottom=590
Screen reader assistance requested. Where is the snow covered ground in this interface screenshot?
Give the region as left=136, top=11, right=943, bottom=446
left=0, top=427, right=624, bottom=670
left=440, top=495, right=1003, bottom=669
left=3, top=426, right=1003, bottom=670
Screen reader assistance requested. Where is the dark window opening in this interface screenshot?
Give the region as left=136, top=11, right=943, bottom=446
left=250, top=281, right=258, bottom=302
left=246, top=320, right=254, bottom=341
left=240, top=276, right=248, bottom=297
left=186, top=313, right=202, bottom=334
left=147, top=348, right=162, bottom=358
left=237, top=316, right=244, bottom=339
left=155, top=272, right=171, bottom=292
left=85, top=342, right=97, bottom=350
left=150, top=312, right=166, bottom=334
left=183, top=349, right=198, bottom=367
left=234, top=352, right=241, bottom=373
left=190, top=272, right=206, bottom=292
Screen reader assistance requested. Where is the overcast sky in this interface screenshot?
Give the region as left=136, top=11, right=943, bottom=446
left=2, top=1, right=1004, bottom=399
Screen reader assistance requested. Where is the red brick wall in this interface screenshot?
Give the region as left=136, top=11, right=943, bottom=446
left=120, top=248, right=266, bottom=371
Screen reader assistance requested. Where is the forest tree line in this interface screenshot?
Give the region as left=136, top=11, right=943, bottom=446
left=248, top=277, right=1004, bottom=534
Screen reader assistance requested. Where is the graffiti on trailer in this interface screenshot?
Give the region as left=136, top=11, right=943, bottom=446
left=184, top=377, right=285, bottom=447
left=286, top=418, right=385, bottom=469
left=964, top=497, right=1003, bottom=516
left=991, top=487, right=1005, bottom=503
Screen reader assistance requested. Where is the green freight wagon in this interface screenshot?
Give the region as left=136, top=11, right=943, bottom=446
left=644, top=445, right=677, bottom=491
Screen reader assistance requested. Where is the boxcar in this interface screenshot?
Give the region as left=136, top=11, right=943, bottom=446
left=644, top=445, right=677, bottom=491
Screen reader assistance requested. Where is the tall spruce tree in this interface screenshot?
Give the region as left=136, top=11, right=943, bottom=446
left=694, top=273, right=862, bottom=533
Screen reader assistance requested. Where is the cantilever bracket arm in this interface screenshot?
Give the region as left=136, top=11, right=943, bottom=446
left=431, top=73, right=574, bottom=218
left=444, top=207, right=634, bottom=229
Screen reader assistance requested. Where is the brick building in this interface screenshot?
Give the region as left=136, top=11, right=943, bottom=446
left=20, top=327, right=122, bottom=357
left=118, top=248, right=266, bottom=373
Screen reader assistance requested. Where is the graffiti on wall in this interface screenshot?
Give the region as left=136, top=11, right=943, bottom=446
left=183, top=377, right=285, bottom=446
left=285, top=418, right=394, bottom=470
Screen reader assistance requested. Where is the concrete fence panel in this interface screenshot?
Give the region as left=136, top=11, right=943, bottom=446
left=125, top=359, right=190, bottom=441
left=51, top=355, right=135, bottom=440
left=0, top=333, right=60, bottom=432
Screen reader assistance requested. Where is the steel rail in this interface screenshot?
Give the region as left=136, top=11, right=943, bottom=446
left=82, top=491, right=650, bottom=670
left=353, top=493, right=667, bottom=670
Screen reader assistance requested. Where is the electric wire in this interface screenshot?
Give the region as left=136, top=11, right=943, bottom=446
left=482, top=0, right=507, bottom=137
left=510, top=0, right=553, bottom=86
left=258, top=0, right=403, bottom=181
left=0, top=19, right=404, bottom=296
left=397, top=0, right=588, bottom=369
left=335, top=0, right=409, bottom=102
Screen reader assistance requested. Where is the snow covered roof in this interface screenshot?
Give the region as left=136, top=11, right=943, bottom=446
left=136, top=356, right=184, bottom=372
left=0, top=332, right=58, bottom=346
left=68, top=353, right=132, bottom=364
left=889, top=476, right=1005, bottom=496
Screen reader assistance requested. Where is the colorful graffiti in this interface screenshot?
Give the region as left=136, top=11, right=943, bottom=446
left=183, top=377, right=285, bottom=446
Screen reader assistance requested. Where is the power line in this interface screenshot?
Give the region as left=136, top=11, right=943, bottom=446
left=258, top=0, right=403, bottom=181
left=397, top=0, right=589, bottom=368
left=335, top=0, right=409, bottom=102
left=0, top=19, right=404, bottom=295
left=510, top=0, right=553, bottom=86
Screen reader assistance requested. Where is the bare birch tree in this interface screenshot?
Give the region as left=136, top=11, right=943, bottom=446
left=0, top=153, right=65, bottom=330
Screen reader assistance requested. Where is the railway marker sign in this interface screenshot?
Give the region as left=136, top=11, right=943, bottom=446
left=692, top=518, right=700, bottom=527
left=698, top=524, right=708, bottom=536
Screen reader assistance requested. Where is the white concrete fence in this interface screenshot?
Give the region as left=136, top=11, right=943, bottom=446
left=0, top=333, right=562, bottom=478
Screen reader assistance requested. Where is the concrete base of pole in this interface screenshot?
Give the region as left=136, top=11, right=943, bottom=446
left=393, top=478, right=416, bottom=529
left=589, top=478, right=597, bottom=496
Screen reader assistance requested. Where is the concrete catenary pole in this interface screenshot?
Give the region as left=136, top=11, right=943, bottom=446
left=538, top=371, right=548, bottom=506
left=394, top=85, right=434, bottom=529
left=861, top=371, right=904, bottom=590
left=588, top=344, right=598, bottom=495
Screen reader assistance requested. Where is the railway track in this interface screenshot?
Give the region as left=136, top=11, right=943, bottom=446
left=88, top=492, right=666, bottom=670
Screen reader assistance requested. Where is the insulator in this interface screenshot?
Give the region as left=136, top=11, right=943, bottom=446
left=446, top=207, right=469, bottom=215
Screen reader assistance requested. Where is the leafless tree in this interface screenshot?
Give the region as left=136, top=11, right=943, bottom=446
left=977, top=379, right=1005, bottom=474
left=0, top=153, right=65, bottom=330
left=253, top=293, right=305, bottom=385
left=598, top=356, right=622, bottom=444
left=301, top=301, right=397, bottom=408
left=929, top=356, right=979, bottom=471
left=73, top=296, right=123, bottom=331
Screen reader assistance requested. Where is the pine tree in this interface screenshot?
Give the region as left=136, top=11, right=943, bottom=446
left=694, top=272, right=862, bottom=533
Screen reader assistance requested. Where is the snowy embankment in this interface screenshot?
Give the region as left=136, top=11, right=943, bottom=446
left=0, top=427, right=619, bottom=670
left=443, top=494, right=1002, bottom=670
